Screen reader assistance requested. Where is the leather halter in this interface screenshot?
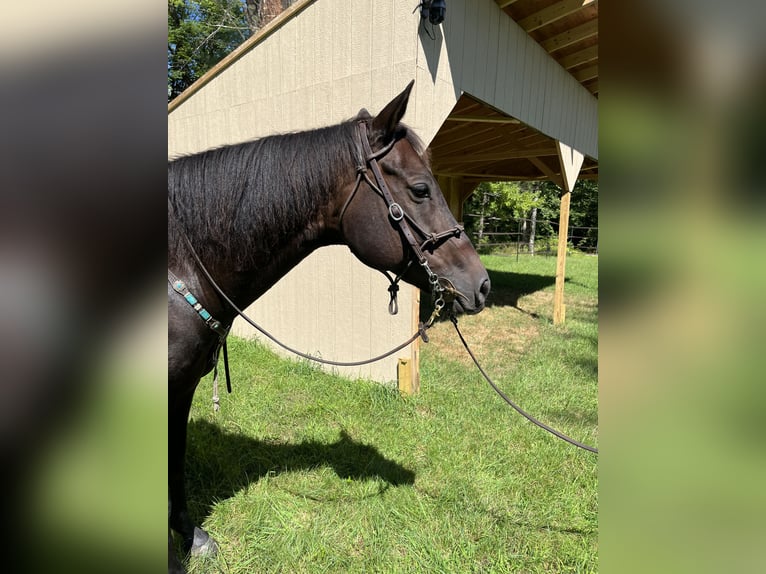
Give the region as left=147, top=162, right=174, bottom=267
left=340, top=121, right=465, bottom=314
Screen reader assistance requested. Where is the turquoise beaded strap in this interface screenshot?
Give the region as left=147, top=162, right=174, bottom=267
left=168, top=271, right=228, bottom=340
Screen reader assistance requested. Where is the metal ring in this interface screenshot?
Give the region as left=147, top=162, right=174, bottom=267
left=388, top=203, right=404, bottom=221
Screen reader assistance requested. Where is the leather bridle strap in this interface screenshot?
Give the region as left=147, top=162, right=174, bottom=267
left=357, top=122, right=430, bottom=266
left=347, top=121, right=465, bottom=313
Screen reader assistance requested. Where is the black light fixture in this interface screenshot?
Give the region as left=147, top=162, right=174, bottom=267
left=419, top=0, right=446, bottom=25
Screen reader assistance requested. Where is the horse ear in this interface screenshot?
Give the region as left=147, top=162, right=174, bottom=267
left=356, top=108, right=372, bottom=120
left=371, top=80, right=414, bottom=144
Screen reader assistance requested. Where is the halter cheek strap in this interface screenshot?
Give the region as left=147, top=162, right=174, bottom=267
left=340, top=121, right=464, bottom=315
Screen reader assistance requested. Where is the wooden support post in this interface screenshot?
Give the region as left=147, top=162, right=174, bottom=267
left=399, top=286, right=420, bottom=395
left=553, top=141, right=584, bottom=325
left=450, top=176, right=464, bottom=221
left=553, top=189, right=571, bottom=325
left=398, top=358, right=413, bottom=395
left=436, top=175, right=463, bottom=221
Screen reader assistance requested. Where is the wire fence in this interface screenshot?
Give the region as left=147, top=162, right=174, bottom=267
left=465, top=217, right=598, bottom=260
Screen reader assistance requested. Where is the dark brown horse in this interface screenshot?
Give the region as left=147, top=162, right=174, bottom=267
left=168, top=81, right=490, bottom=572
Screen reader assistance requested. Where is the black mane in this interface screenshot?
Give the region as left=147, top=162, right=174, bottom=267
left=168, top=119, right=427, bottom=270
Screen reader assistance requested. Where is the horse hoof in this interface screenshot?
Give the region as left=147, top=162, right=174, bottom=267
left=190, top=526, right=219, bottom=557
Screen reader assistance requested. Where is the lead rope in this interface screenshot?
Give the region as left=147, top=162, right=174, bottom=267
left=450, top=315, right=598, bottom=454
left=211, top=340, right=233, bottom=412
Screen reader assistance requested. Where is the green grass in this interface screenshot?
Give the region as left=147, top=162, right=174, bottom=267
left=183, top=254, right=598, bottom=573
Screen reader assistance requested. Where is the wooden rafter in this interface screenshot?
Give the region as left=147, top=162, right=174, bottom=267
left=435, top=172, right=541, bottom=180
left=495, top=0, right=521, bottom=8
left=437, top=148, right=557, bottom=164
left=559, top=44, right=598, bottom=69
left=573, top=64, right=598, bottom=82
left=540, top=19, right=598, bottom=53
left=528, top=157, right=564, bottom=188
left=431, top=128, right=499, bottom=155
left=519, top=0, right=594, bottom=33
left=432, top=171, right=597, bottom=181
left=445, top=115, right=521, bottom=124
left=432, top=126, right=529, bottom=154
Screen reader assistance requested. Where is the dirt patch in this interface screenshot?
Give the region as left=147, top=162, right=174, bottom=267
left=425, top=306, right=542, bottom=367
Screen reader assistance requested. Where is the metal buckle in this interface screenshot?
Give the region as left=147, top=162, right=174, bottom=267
left=389, top=203, right=404, bottom=221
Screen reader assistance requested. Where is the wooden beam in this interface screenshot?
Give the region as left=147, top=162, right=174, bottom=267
left=519, top=0, right=593, bottom=33
left=437, top=147, right=558, bottom=164
left=556, top=140, right=585, bottom=192
left=436, top=175, right=464, bottom=220
left=451, top=177, right=465, bottom=221
left=573, top=64, right=598, bottom=83
left=434, top=172, right=597, bottom=182
left=496, top=0, right=521, bottom=9
left=559, top=44, right=598, bottom=70
left=433, top=172, right=545, bottom=180
left=528, top=157, right=563, bottom=188
left=432, top=135, right=525, bottom=159
left=541, top=19, right=598, bottom=53
left=430, top=126, right=498, bottom=154
left=445, top=115, right=521, bottom=124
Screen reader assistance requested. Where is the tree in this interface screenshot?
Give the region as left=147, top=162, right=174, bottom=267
left=168, top=0, right=252, bottom=101
left=568, top=179, right=598, bottom=250
left=245, top=0, right=295, bottom=30
left=168, top=1, right=300, bottom=101
left=462, top=179, right=597, bottom=253
left=464, top=181, right=555, bottom=246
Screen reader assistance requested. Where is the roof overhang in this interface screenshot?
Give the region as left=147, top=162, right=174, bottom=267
left=496, top=0, right=598, bottom=97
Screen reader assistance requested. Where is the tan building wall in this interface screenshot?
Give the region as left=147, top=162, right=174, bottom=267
left=228, top=245, right=420, bottom=382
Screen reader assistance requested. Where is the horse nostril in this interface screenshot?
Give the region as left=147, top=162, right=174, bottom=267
left=479, top=277, right=490, bottom=301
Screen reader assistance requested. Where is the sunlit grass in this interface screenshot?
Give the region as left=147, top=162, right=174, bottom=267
left=183, top=254, right=598, bottom=573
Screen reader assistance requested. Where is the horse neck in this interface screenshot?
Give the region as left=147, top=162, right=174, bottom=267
left=169, top=131, right=357, bottom=320
left=225, top=217, right=334, bottom=312
left=204, top=178, right=349, bottom=318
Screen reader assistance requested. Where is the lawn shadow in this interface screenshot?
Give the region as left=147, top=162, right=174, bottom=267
left=185, top=421, right=416, bottom=523
left=420, top=270, right=559, bottom=323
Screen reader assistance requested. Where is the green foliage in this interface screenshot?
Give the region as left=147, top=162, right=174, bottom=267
left=463, top=179, right=598, bottom=252
left=569, top=179, right=599, bottom=250
left=168, top=0, right=251, bottom=100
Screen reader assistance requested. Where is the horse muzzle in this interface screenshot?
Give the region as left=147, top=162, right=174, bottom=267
left=439, top=275, right=490, bottom=315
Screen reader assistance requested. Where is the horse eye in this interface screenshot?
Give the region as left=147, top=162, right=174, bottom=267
left=410, top=183, right=430, bottom=199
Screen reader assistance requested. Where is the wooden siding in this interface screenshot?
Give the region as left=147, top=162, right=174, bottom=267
left=228, top=246, right=419, bottom=382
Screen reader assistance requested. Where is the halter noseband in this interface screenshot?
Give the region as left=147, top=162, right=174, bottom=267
left=340, top=121, right=465, bottom=317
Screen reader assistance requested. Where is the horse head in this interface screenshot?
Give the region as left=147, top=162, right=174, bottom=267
left=337, top=81, right=490, bottom=315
